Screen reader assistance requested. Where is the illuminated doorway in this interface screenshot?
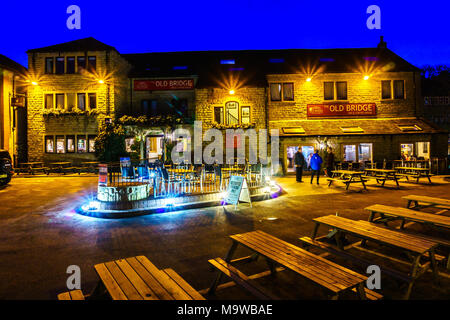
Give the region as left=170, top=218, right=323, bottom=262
left=286, top=145, right=315, bottom=173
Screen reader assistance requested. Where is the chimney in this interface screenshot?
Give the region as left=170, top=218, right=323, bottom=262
left=377, top=36, right=387, bottom=49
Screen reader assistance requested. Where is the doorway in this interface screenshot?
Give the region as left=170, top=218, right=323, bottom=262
left=286, top=145, right=315, bottom=173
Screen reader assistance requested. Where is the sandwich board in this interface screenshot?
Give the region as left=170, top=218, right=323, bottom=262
left=223, top=175, right=252, bottom=210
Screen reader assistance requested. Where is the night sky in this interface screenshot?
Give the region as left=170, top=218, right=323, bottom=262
left=1, top=1, right=449, bottom=68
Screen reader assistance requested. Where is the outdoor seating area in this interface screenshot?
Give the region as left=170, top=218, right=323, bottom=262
left=16, top=161, right=100, bottom=175
left=60, top=194, right=449, bottom=300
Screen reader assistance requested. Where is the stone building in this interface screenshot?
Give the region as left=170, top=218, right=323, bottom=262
left=26, top=38, right=130, bottom=163
left=23, top=37, right=447, bottom=172
left=0, top=54, right=27, bottom=165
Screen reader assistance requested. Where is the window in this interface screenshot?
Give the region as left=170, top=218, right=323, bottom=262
left=324, top=82, right=334, bottom=100
left=88, top=56, right=96, bottom=71
left=125, top=138, right=135, bottom=153
left=77, top=56, right=86, bottom=72
left=88, top=136, right=96, bottom=153
left=214, top=106, right=224, bottom=124
left=270, top=83, right=281, bottom=101
left=56, top=94, right=65, bottom=109
left=282, top=83, right=294, bottom=101
left=45, top=94, right=54, bottom=109
left=66, top=57, right=75, bottom=74
left=401, top=143, right=414, bottom=158
left=241, top=106, right=250, bottom=124
left=88, top=93, right=97, bottom=109
left=393, top=80, right=405, bottom=99
left=45, top=136, right=54, bottom=153
left=343, top=145, right=356, bottom=162
left=336, top=82, right=347, bottom=100
left=225, top=101, right=239, bottom=125
left=141, top=100, right=158, bottom=116
left=77, top=93, right=86, bottom=111
left=66, top=135, right=75, bottom=153
left=55, top=57, right=65, bottom=74
left=358, top=143, right=373, bottom=162
left=381, top=80, right=391, bottom=99
left=66, top=93, right=76, bottom=111
left=270, top=83, right=293, bottom=101
left=45, top=58, right=53, bottom=74
left=77, top=136, right=87, bottom=153
left=324, top=82, right=347, bottom=100
left=56, top=136, right=65, bottom=154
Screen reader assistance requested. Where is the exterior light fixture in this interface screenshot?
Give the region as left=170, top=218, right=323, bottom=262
left=363, top=75, right=370, bottom=80
left=306, top=77, right=312, bottom=82
left=31, top=81, right=38, bottom=86
left=98, top=79, right=105, bottom=84
left=229, top=89, right=235, bottom=95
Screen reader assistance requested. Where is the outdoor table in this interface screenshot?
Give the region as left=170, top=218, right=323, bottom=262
left=395, top=167, right=432, bottom=184
left=310, top=215, right=440, bottom=299
left=49, top=162, right=71, bottom=174
left=81, top=161, right=99, bottom=173
left=18, top=162, right=46, bottom=175
left=92, top=255, right=204, bottom=300
left=209, top=230, right=369, bottom=300
left=365, top=204, right=450, bottom=230
left=364, top=168, right=400, bottom=189
left=327, top=170, right=367, bottom=191
left=403, top=195, right=450, bottom=210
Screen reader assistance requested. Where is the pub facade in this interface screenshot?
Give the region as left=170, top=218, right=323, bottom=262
left=24, top=37, right=447, bottom=173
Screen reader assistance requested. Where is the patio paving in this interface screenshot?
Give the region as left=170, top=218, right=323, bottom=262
left=0, top=173, right=449, bottom=299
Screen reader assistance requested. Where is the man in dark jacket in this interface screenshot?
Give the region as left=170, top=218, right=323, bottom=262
left=294, top=147, right=306, bottom=182
left=310, top=149, right=323, bottom=184
left=325, top=147, right=335, bottom=178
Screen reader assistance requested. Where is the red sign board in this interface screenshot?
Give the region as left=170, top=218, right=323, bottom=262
left=307, top=103, right=377, bottom=117
left=134, top=79, right=194, bottom=91
left=98, top=164, right=108, bottom=187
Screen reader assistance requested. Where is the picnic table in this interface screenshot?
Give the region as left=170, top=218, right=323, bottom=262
left=327, top=170, right=367, bottom=191
left=364, top=169, right=401, bottom=189
left=208, top=230, right=370, bottom=300
left=49, top=162, right=72, bottom=174
left=81, top=161, right=99, bottom=173
left=91, top=256, right=205, bottom=300
left=395, top=167, right=432, bottom=184
left=305, top=215, right=440, bottom=299
left=17, top=162, right=48, bottom=175
left=403, top=195, right=450, bottom=210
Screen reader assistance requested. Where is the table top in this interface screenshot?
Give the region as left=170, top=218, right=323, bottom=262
left=49, top=162, right=71, bottom=165
left=364, top=169, right=397, bottom=173
left=94, top=256, right=203, bottom=300
left=365, top=204, right=450, bottom=228
left=333, top=170, right=364, bottom=175
left=230, top=230, right=366, bottom=292
left=20, top=162, right=43, bottom=166
left=313, top=215, right=438, bottom=254
left=395, top=167, right=430, bottom=171
left=82, top=161, right=99, bottom=164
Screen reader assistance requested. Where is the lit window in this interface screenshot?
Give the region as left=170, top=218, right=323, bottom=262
left=225, top=101, right=239, bottom=125
left=56, top=94, right=65, bottom=109
left=77, top=93, right=86, bottom=111
left=88, top=136, right=96, bottom=153
left=270, top=83, right=282, bottom=101
left=283, top=83, right=294, bottom=101
left=241, top=106, right=250, bottom=124
left=56, top=136, right=65, bottom=154
left=66, top=136, right=75, bottom=153
left=66, top=93, right=76, bottom=111
left=45, top=94, right=54, bottom=109
left=45, top=136, right=54, bottom=153
left=77, top=136, right=87, bottom=153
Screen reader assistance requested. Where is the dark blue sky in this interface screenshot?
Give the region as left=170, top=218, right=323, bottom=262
left=1, top=1, right=449, bottom=68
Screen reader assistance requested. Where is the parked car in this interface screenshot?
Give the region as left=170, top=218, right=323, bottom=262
left=0, top=149, right=13, bottom=186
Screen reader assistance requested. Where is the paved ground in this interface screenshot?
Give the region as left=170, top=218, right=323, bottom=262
left=0, top=173, right=449, bottom=300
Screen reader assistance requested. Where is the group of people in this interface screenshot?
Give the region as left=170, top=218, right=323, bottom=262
left=294, top=147, right=335, bottom=184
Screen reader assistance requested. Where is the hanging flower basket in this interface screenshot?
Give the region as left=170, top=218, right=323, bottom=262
left=43, top=108, right=99, bottom=118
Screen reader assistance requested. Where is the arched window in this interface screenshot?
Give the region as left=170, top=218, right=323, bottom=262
left=225, top=101, right=239, bottom=125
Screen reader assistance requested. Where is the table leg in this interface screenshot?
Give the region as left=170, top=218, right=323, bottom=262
left=394, top=174, right=400, bottom=189
left=429, top=249, right=439, bottom=284
left=368, top=211, right=376, bottom=222
left=360, top=175, right=367, bottom=190
left=311, top=222, right=320, bottom=240
left=404, top=255, right=421, bottom=300
left=208, top=240, right=239, bottom=295
left=356, top=283, right=367, bottom=300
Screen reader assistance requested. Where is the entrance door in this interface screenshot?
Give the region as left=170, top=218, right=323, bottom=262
left=286, top=145, right=315, bottom=173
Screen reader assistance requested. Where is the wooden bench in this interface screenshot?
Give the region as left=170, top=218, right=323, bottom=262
left=209, top=230, right=369, bottom=300
left=310, top=215, right=440, bottom=299
left=57, top=289, right=85, bottom=300
left=93, top=256, right=205, bottom=300
left=208, top=257, right=278, bottom=300
left=365, top=204, right=450, bottom=230
left=403, top=195, right=450, bottom=210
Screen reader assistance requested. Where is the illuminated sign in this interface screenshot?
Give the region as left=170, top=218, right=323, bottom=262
left=307, top=103, right=376, bottom=117
left=134, top=79, right=194, bottom=91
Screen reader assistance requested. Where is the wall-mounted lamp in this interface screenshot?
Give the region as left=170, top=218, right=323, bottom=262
left=229, top=89, right=235, bottom=95
left=98, top=79, right=105, bottom=84
left=363, top=75, right=370, bottom=80
left=31, top=81, right=38, bottom=86
left=306, top=77, right=312, bottom=82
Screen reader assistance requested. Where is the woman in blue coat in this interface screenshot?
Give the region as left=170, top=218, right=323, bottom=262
left=310, top=149, right=323, bottom=184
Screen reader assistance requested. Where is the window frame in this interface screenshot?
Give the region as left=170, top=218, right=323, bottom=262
left=213, top=106, right=224, bottom=124
left=240, top=106, right=251, bottom=124
left=55, top=93, right=65, bottom=109
left=270, top=82, right=294, bottom=102
left=45, top=135, right=55, bottom=153
left=282, top=83, right=294, bottom=101
left=88, top=93, right=97, bottom=109
left=55, top=57, right=65, bottom=74
left=323, top=82, right=334, bottom=100
left=66, top=57, right=75, bottom=74
left=381, top=80, right=392, bottom=100
left=269, top=83, right=282, bottom=101
left=77, top=56, right=86, bottom=72
left=335, top=81, right=348, bottom=100
left=77, top=135, right=87, bottom=153
left=77, top=93, right=86, bottom=111
left=66, top=135, right=75, bottom=153
left=88, top=135, right=97, bottom=153
left=88, top=56, right=96, bottom=71
left=45, top=57, right=54, bottom=74
left=44, top=94, right=54, bottom=109
left=393, top=80, right=405, bottom=99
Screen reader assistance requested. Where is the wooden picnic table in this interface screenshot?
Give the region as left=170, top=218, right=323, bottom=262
left=327, top=170, right=367, bottom=191
left=364, top=168, right=400, bottom=189
left=308, top=215, right=440, bottom=299
left=92, top=256, right=205, bottom=300
left=395, top=167, right=432, bottom=184
left=209, top=230, right=369, bottom=300
left=403, top=195, right=450, bottom=210
left=17, top=162, right=47, bottom=175
left=365, top=204, right=450, bottom=230
left=49, top=162, right=73, bottom=174
left=81, top=161, right=99, bottom=173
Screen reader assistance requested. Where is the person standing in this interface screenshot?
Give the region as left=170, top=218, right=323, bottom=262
left=294, top=147, right=306, bottom=182
left=310, top=149, right=323, bottom=184
left=325, top=147, right=335, bottom=178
